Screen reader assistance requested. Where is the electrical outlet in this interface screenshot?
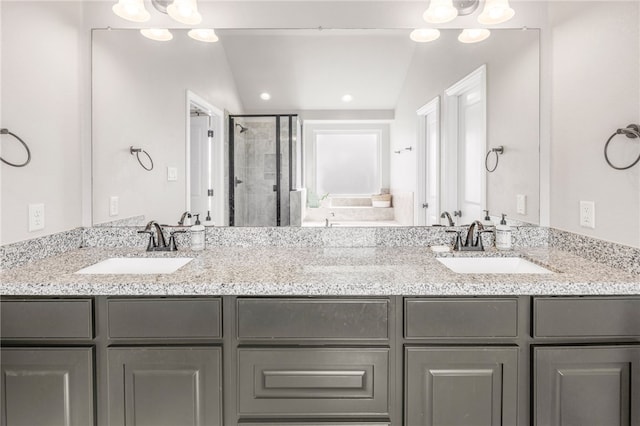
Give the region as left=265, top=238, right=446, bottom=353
left=167, top=167, right=178, bottom=182
left=28, top=203, right=45, bottom=232
left=109, top=196, right=119, bottom=217
left=580, top=201, right=595, bottom=229
left=516, top=194, right=527, bottom=215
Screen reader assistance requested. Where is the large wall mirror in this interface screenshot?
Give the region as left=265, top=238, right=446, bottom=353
left=92, top=27, right=539, bottom=228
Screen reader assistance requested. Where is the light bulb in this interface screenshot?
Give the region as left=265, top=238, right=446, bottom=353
left=260, top=92, right=271, bottom=101
left=409, top=28, right=441, bottom=43
left=112, top=0, right=150, bottom=23
left=423, top=0, right=458, bottom=24
left=188, top=29, right=219, bottom=43
left=140, top=29, right=173, bottom=41
left=167, top=0, right=202, bottom=25
left=478, top=0, right=515, bottom=25
left=458, top=29, right=491, bottom=44
left=341, top=94, right=353, bottom=103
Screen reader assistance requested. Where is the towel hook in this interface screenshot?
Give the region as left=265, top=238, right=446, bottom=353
left=130, top=146, right=154, bottom=171
left=485, top=145, right=504, bottom=173
left=1, top=128, right=31, bottom=168
left=604, top=124, right=640, bottom=170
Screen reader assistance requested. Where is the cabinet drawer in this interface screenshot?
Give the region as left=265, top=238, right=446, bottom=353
left=107, top=297, right=221, bottom=339
left=405, top=298, right=518, bottom=338
left=238, top=348, right=389, bottom=417
left=237, top=298, right=389, bottom=340
left=1, top=298, right=93, bottom=339
left=534, top=297, right=640, bottom=338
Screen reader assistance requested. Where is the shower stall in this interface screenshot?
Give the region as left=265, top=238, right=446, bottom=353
left=229, top=115, right=302, bottom=226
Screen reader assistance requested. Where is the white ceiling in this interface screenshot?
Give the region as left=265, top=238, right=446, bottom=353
left=217, top=29, right=417, bottom=111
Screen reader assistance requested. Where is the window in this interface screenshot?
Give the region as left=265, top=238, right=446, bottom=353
left=315, top=132, right=380, bottom=195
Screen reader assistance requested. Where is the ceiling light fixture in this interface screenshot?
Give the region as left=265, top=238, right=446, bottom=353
left=112, top=0, right=150, bottom=22
left=260, top=92, right=271, bottom=101
left=188, top=29, right=219, bottom=43
left=458, top=28, right=491, bottom=43
left=478, top=0, right=515, bottom=25
left=167, top=0, right=202, bottom=25
left=409, top=28, right=441, bottom=43
left=423, top=0, right=458, bottom=24
left=140, top=28, right=173, bottom=41
left=341, top=94, right=354, bottom=103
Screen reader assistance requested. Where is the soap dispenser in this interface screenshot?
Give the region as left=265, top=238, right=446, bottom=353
left=495, top=213, right=512, bottom=251
left=482, top=210, right=493, bottom=227
left=190, top=214, right=205, bottom=251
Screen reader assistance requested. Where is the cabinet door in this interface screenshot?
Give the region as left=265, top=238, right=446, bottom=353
left=1, top=347, right=94, bottom=426
left=535, top=346, right=640, bottom=426
left=108, top=347, right=222, bottom=426
left=405, top=347, right=518, bottom=426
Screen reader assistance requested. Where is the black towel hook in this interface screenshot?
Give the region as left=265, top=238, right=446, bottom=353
left=604, top=124, right=640, bottom=170
left=1, top=128, right=31, bottom=167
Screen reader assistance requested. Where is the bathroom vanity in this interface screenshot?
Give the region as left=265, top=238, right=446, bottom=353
left=1, top=245, right=639, bottom=426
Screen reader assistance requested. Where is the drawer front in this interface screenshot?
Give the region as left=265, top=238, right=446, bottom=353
left=405, top=298, right=518, bottom=338
left=237, top=298, right=389, bottom=340
left=1, top=298, right=93, bottom=339
left=238, top=348, right=389, bottom=417
left=534, top=297, right=640, bottom=338
left=107, top=297, right=221, bottom=339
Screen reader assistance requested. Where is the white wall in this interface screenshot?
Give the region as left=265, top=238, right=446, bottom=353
left=549, top=1, right=640, bottom=248
left=92, top=29, right=242, bottom=226
left=391, top=29, right=540, bottom=224
left=1, top=1, right=85, bottom=244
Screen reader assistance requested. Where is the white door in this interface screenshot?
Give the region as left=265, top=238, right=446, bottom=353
left=444, top=65, right=487, bottom=225
left=190, top=114, right=212, bottom=220
left=416, top=97, right=440, bottom=226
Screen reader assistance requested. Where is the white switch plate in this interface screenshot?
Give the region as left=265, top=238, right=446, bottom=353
left=167, top=167, right=178, bottom=182
left=580, top=201, right=595, bottom=229
left=516, top=194, right=527, bottom=215
left=109, top=196, right=119, bottom=216
left=28, top=203, right=45, bottom=232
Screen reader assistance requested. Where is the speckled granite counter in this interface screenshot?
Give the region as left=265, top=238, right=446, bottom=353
left=1, top=246, right=638, bottom=295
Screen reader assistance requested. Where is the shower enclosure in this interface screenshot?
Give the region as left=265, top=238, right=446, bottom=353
left=229, top=115, right=301, bottom=226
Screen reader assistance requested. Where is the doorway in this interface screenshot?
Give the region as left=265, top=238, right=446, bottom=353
left=416, top=96, right=440, bottom=226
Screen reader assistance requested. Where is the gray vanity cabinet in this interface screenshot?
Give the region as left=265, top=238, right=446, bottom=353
left=107, top=347, right=222, bottom=426
left=1, top=347, right=94, bottom=426
left=405, top=347, right=519, bottom=426
left=534, top=345, right=640, bottom=426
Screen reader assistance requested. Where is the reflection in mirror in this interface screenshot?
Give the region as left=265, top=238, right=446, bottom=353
left=92, top=28, right=539, bottom=228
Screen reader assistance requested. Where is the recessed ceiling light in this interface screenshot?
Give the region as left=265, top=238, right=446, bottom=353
left=140, top=28, right=173, bottom=41
left=188, top=29, right=219, bottom=43
left=341, top=94, right=353, bottom=103
left=458, top=29, right=491, bottom=44
left=260, top=92, right=271, bottom=101
left=410, top=28, right=441, bottom=43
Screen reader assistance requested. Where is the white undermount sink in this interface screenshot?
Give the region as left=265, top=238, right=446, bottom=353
left=75, top=257, right=193, bottom=275
left=437, top=257, right=552, bottom=274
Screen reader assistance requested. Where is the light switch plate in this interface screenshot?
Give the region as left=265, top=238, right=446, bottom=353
left=167, top=167, right=178, bottom=182
left=516, top=194, right=526, bottom=215
left=28, top=203, right=45, bottom=232
left=580, top=201, right=595, bottom=229
left=109, top=196, right=119, bottom=216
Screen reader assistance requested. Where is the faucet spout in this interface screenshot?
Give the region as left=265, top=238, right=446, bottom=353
left=440, top=211, right=455, bottom=226
left=465, top=221, right=485, bottom=247
left=143, top=221, right=167, bottom=249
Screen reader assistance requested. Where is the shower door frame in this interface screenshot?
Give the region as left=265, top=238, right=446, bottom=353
left=228, top=114, right=297, bottom=226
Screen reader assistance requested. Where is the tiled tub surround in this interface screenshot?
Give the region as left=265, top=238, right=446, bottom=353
left=1, top=244, right=639, bottom=296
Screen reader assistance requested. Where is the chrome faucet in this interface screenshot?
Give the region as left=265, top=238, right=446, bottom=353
left=138, top=221, right=185, bottom=251
left=440, top=211, right=455, bottom=226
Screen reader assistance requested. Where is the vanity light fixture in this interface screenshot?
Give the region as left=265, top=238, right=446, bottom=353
left=188, top=29, right=219, bottom=43
left=140, top=28, right=173, bottom=41
left=260, top=92, right=271, bottom=101
left=341, top=94, right=353, bottom=103
left=458, top=28, right=491, bottom=43
left=423, top=0, right=458, bottom=24
left=167, top=0, right=202, bottom=25
left=477, top=0, right=515, bottom=25
left=409, top=28, right=441, bottom=43
left=112, top=0, right=150, bottom=22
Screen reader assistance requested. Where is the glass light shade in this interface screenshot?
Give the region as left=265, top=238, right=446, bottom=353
left=167, top=0, right=202, bottom=25
left=260, top=92, right=271, bottom=101
left=112, top=0, right=150, bottom=22
left=458, top=28, right=491, bottom=43
left=188, top=29, right=219, bottom=43
left=341, top=94, right=353, bottom=103
left=423, top=0, right=458, bottom=24
left=478, top=0, right=515, bottom=25
left=140, top=28, right=173, bottom=41
left=410, top=28, right=441, bottom=43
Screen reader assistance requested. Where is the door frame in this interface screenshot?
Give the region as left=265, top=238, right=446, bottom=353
left=416, top=96, right=440, bottom=226
left=443, top=64, right=487, bottom=223
left=185, top=90, right=224, bottom=226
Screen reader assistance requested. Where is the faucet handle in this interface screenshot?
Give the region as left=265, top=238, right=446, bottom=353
left=137, top=230, right=156, bottom=250
left=167, top=229, right=187, bottom=251
left=446, top=230, right=463, bottom=251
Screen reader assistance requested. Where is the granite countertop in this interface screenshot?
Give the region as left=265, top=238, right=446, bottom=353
left=1, top=246, right=639, bottom=296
